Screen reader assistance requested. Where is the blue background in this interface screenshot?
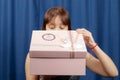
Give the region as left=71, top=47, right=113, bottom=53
left=0, top=0, right=119, bottom=80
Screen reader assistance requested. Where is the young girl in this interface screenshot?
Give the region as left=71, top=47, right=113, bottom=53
left=25, top=7, right=118, bottom=80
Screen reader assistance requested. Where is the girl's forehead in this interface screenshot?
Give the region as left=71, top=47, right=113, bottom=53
left=49, top=16, right=62, bottom=24
left=50, top=16, right=56, bottom=22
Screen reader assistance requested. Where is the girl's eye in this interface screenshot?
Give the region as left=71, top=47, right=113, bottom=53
left=49, top=24, right=55, bottom=29
left=60, top=25, right=65, bottom=29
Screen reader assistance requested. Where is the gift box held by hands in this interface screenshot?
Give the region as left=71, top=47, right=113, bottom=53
left=29, top=30, right=87, bottom=75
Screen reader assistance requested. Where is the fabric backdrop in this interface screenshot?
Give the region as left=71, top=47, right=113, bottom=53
left=0, top=0, right=119, bottom=80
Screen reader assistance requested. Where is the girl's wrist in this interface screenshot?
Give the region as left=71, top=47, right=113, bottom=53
left=90, top=43, right=98, bottom=50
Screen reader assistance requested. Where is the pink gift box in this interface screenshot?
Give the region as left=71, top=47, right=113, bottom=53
left=29, top=30, right=87, bottom=75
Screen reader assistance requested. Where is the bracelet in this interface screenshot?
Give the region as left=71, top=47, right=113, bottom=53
left=90, top=43, right=98, bottom=50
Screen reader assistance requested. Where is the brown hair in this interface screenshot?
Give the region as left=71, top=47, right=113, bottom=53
left=42, top=7, right=71, bottom=30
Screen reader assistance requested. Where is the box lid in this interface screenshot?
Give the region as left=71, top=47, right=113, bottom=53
left=29, top=30, right=87, bottom=58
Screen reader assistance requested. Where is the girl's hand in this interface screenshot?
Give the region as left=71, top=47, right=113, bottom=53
left=76, top=28, right=96, bottom=48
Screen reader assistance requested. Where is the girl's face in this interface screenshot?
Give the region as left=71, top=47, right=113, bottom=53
left=46, top=16, right=68, bottom=30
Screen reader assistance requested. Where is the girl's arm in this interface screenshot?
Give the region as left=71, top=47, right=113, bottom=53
left=25, top=53, right=39, bottom=80
left=76, top=28, right=118, bottom=77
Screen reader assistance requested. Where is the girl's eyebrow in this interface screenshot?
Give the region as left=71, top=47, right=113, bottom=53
left=49, top=22, right=54, bottom=24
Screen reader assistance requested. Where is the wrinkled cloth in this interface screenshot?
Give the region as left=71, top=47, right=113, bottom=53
left=39, top=76, right=80, bottom=80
